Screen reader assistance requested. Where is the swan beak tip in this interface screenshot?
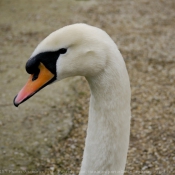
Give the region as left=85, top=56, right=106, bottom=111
left=13, top=95, right=19, bottom=107
left=13, top=63, right=55, bottom=107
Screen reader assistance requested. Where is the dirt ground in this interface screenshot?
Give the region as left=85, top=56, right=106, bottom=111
left=0, top=0, right=175, bottom=174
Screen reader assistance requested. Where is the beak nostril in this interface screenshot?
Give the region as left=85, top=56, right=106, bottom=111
left=32, top=68, right=40, bottom=81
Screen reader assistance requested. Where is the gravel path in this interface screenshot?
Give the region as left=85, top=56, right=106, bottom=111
left=0, top=0, right=174, bottom=174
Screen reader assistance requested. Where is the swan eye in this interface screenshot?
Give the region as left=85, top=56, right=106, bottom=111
left=59, top=48, right=67, bottom=54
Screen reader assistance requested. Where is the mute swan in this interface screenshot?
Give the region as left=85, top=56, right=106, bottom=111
left=13, top=24, right=131, bottom=175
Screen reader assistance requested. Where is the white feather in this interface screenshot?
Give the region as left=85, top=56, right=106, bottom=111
left=32, top=23, right=131, bottom=175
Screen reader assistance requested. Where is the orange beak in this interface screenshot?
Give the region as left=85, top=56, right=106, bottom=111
left=14, top=63, right=55, bottom=107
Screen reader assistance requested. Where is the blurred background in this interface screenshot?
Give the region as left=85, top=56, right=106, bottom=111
left=0, top=0, right=175, bottom=174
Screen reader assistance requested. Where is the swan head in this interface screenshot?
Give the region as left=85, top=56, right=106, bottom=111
left=13, top=24, right=110, bottom=107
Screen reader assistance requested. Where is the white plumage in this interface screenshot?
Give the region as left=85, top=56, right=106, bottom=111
left=15, top=24, right=131, bottom=175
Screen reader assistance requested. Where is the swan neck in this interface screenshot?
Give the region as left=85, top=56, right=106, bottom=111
left=80, top=62, right=131, bottom=175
